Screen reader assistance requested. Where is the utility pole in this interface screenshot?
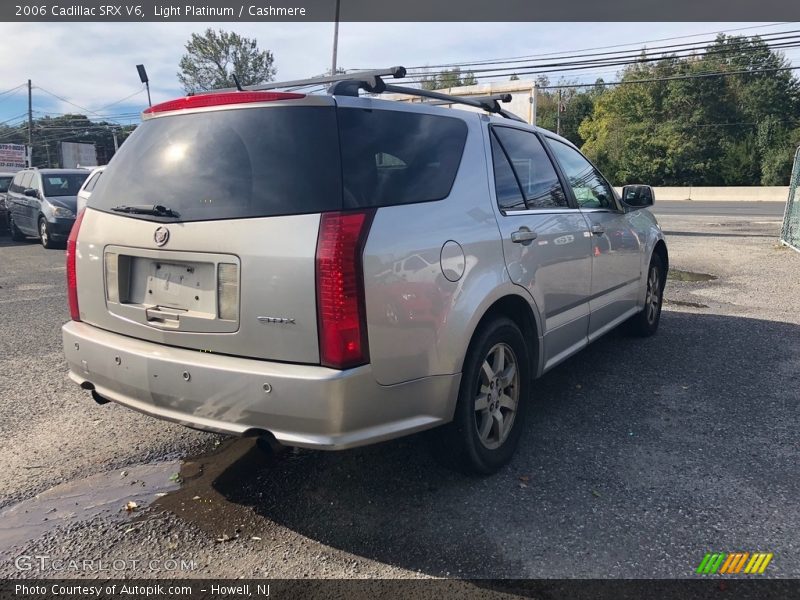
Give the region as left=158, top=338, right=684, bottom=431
left=27, top=79, right=33, bottom=167
left=331, top=0, right=341, bottom=75
left=556, top=89, right=562, bottom=136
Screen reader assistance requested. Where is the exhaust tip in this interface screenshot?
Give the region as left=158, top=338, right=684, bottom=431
left=91, top=390, right=110, bottom=405
left=80, top=381, right=95, bottom=390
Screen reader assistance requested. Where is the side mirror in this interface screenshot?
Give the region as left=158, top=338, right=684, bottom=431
left=621, top=185, right=654, bottom=209
left=23, top=188, right=39, bottom=199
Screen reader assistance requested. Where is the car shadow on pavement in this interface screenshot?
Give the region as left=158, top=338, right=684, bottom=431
left=214, top=310, right=800, bottom=578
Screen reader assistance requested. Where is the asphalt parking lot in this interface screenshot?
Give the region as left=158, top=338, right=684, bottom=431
left=0, top=204, right=798, bottom=579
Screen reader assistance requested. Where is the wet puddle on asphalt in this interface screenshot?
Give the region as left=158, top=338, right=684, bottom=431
left=667, top=269, right=717, bottom=282
left=0, top=461, right=181, bottom=554
left=0, top=438, right=276, bottom=554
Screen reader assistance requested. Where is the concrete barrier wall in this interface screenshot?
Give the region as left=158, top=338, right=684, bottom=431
left=614, top=186, right=789, bottom=202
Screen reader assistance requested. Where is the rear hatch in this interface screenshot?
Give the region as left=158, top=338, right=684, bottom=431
left=75, top=94, right=340, bottom=364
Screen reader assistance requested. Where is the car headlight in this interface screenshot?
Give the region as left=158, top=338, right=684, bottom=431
left=52, top=206, right=74, bottom=218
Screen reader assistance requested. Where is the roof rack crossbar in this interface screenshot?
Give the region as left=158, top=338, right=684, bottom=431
left=192, top=66, right=407, bottom=95
left=381, top=85, right=527, bottom=122
left=428, top=93, right=512, bottom=107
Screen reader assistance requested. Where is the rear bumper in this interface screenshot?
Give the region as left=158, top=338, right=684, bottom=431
left=62, top=321, right=460, bottom=449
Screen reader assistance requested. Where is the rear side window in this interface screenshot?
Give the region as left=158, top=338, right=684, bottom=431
left=338, top=108, right=467, bottom=209
left=492, top=127, right=568, bottom=210
left=490, top=134, right=526, bottom=211
left=83, top=171, right=102, bottom=193
left=0, top=176, right=11, bottom=193
left=89, top=107, right=343, bottom=221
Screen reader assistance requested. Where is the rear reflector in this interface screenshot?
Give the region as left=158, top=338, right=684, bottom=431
left=66, top=209, right=86, bottom=321
left=143, top=91, right=306, bottom=116
left=217, top=263, right=239, bottom=321
left=316, top=210, right=374, bottom=369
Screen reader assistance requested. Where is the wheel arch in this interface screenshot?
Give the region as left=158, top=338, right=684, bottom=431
left=652, top=238, right=669, bottom=273
left=460, top=292, right=543, bottom=381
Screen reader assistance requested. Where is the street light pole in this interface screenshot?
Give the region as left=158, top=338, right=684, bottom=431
left=331, top=0, right=341, bottom=75
left=136, top=64, right=152, bottom=107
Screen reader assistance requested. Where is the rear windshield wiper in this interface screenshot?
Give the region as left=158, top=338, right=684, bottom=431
left=110, top=204, right=181, bottom=218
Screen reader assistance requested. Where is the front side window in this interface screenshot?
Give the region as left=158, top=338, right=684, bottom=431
left=547, top=139, right=616, bottom=210
left=18, top=172, right=32, bottom=191
left=492, top=127, right=568, bottom=210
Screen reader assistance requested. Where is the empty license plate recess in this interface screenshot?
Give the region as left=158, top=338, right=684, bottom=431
left=134, top=258, right=216, bottom=313
left=104, top=246, right=240, bottom=333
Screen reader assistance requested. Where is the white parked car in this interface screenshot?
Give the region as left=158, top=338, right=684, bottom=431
left=76, top=166, right=105, bottom=214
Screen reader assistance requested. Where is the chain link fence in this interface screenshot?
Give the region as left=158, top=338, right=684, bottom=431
left=780, top=146, right=800, bottom=252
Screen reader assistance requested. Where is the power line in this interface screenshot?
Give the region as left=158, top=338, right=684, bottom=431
left=401, top=22, right=793, bottom=70
left=395, top=35, right=800, bottom=86
left=404, top=35, right=800, bottom=81
left=534, top=64, right=800, bottom=90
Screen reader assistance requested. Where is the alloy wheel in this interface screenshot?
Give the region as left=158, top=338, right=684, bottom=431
left=474, top=342, right=520, bottom=450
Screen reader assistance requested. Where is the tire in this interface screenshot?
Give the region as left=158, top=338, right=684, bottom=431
left=39, top=217, right=54, bottom=249
left=8, top=214, right=25, bottom=241
left=627, top=253, right=665, bottom=337
left=434, top=316, right=531, bottom=475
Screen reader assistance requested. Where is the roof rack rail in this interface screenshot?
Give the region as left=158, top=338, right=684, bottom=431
left=192, top=66, right=407, bottom=95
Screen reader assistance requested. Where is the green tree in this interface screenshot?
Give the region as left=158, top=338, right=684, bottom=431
left=578, top=34, right=800, bottom=185
left=0, top=114, right=135, bottom=167
left=178, top=28, right=276, bottom=93
left=420, top=67, right=478, bottom=90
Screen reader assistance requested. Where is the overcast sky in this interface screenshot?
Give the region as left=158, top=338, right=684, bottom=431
left=0, top=22, right=797, bottom=126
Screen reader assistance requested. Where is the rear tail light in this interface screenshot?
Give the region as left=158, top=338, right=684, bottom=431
left=217, top=263, right=239, bottom=321
left=66, top=209, right=86, bottom=321
left=316, top=210, right=374, bottom=369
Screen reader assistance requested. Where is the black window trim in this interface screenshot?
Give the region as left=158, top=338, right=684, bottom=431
left=489, top=124, right=577, bottom=214
left=542, top=133, right=623, bottom=213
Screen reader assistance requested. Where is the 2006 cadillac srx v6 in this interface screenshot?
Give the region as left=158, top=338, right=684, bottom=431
left=62, top=67, right=667, bottom=474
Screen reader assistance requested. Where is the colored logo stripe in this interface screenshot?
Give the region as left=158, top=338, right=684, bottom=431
left=697, top=552, right=773, bottom=575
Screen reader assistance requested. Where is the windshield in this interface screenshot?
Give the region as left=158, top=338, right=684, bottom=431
left=0, top=176, right=11, bottom=193
left=42, top=173, right=88, bottom=197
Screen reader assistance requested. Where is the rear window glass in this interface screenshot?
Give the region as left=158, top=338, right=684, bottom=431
left=43, top=174, right=88, bottom=197
left=0, top=176, right=11, bottom=193
left=89, top=107, right=342, bottom=221
left=89, top=106, right=467, bottom=222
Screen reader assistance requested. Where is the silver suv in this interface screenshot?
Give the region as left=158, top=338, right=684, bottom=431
left=62, top=68, right=667, bottom=474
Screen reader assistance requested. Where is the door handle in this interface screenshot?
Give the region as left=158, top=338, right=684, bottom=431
left=591, top=225, right=605, bottom=236
left=511, top=228, right=538, bottom=244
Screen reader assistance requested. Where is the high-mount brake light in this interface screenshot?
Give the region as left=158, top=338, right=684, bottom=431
left=316, top=210, right=374, bottom=370
left=143, top=91, right=306, bottom=115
